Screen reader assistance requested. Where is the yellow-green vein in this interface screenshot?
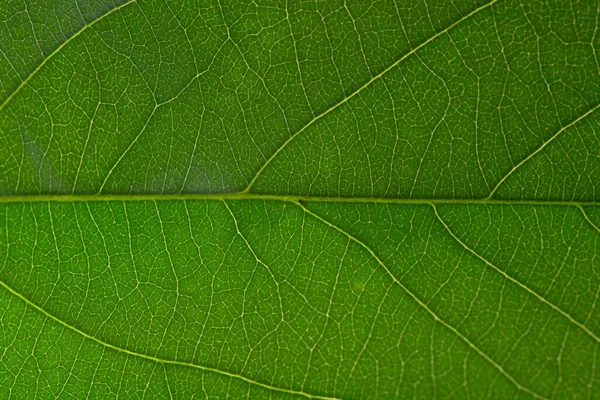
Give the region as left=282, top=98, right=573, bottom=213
left=242, top=0, right=500, bottom=193
left=294, top=200, right=547, bottom=400
left=0, top=278, right=340, bottom=400
left=0, top=0, right=138, bottom=113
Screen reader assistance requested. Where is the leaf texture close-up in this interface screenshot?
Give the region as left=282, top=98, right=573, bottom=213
left=1, top=0, right=599, bottom=398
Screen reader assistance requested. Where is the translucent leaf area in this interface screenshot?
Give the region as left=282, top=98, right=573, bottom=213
left=1, top=0, right=599, bottom=398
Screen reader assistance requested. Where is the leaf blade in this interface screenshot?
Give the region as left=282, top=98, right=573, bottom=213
left=1, top=0, right=599, bottom=398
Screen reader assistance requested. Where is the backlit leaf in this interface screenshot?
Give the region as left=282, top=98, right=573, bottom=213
left=1, top=0, right=599, bottom=398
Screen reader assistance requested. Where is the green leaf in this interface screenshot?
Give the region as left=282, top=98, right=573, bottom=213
left=1, top=0, right=599, bottom=398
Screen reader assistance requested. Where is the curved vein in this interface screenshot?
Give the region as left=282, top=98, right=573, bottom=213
left=0, top=278, right=339, bottom=400
left=222, top=199, right=286, bottom=324
left=0, top=0, right=138, bottom=113
left=242, top=0, right=500, bottom=193
left=97, top=106, right=157, bottom=194
left=487, top=102, right=600, bottom=199
left=431, top=204, right=600, bottom=343
left=295, top=201, right=546, bottom=400
left=577, top=205, right=600, bottom=234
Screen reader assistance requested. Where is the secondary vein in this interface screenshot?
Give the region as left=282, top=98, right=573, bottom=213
left=241, top=0, right=501, bottom=193
left=0, top=0, right=138, bottom=113
left=295, top=201, right=547, bottom=400
left=0, top=278, right=340, bottom=400
left=432, top=204, right=600, bottom=343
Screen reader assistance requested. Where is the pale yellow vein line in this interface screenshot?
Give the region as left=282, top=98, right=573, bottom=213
left=222, top=199, right=286, bottom=324
left=487, top=102, right=600, bottom=199
left=0, top=192, right=598, bottom=207
left=431, top=204, right=600, bottom=343
left=241, top=0, right=500, bottom=193
left=0, top=279, right=339, bottom=400
left=295, top=201, right=547, bottom=400
left=0, top=0, right=138, bottom=113
left=577, top=205, right=600, bottom=234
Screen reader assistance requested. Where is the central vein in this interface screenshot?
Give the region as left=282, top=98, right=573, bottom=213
left=0, top=192, right=596, bottom=207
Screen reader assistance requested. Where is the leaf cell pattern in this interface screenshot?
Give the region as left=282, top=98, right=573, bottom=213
left=0, top=0, right=599, bottom=398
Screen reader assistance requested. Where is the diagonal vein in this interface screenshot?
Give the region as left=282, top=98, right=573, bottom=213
left=577, top=205, right=600, bottom=234
left=431, top=204, right=600, bottom=343
left=242, top=0, right=501, bottom=193
left=222, top=199, right=286, bottom=324
left=0, top=278, right=339, bottom=400
left=0, top=0, right=138, bottom=113
left=295, top=201, right=547, bottom=400
left=487, top=102, right=600, bottom=198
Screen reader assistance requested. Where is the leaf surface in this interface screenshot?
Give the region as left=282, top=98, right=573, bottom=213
left=1, top=0, right=599, bottom=398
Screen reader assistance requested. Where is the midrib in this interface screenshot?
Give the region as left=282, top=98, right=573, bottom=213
left=0, top=192, right=597, bottom=207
